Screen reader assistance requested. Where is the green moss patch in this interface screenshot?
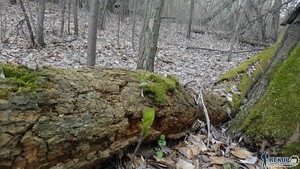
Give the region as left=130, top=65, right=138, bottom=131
left=241, top=42, right=300, bottom=141
left=137, top=72, right=179, bottom=103
left=0, top=64, right=43, bottom=99
left=283, top=142, right=300, bottom=156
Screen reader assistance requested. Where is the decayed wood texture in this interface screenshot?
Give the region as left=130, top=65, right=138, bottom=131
left=0, top=67, right=224, bottom=169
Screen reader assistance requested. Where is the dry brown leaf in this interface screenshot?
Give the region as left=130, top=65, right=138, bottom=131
left=154, top=156, right=175, bottom=168
left=211, top=143, right=222, bottom=151
left=231, top=148, right=253, bottom=159
left=188, top=145, right=201, bottom=156
left=210, top=156, right=235, bottom=165
left=176, top=159, right=195, bottom=169
left=177, top=147, right=194, bottom=159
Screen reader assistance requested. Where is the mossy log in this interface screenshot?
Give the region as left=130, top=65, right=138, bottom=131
left=0, top=65, right=229, bottom=169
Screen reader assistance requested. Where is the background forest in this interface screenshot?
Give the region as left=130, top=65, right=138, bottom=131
left=0, top=0, right=300, bottom=169
left=1, top=0, right=298, bottom=89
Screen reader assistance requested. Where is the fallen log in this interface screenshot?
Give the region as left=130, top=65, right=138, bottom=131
left=0, top=66, right=228, bottom=169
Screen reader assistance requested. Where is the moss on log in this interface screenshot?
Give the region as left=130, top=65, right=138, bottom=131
left=0, top=65, right=207, bottom=169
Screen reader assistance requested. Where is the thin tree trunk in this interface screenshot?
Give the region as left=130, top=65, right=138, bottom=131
left=270, top=0, right=282, bottom=43
left=73, top=0, right=78, bottom=36
left=26, top=0, right=36, bottom=35
left=87, top=0, right=100, bottom=66
left=187, top=0, right=194, bottom=39
left=228, top=4, right=244, bottom=62
left=117, top=6, right=121, bottom=46
left=37, top=0, right=46, bottom=48
left=131, top=0, right=137, bottom=52
left=20, top=0, right=36, bottom=48
left=67, top=0, right=71, bottom=34
left=99, top=0, right=108, bottom=30
left=201, top=0, right=237, bottom=25
left=137, top=0, right=165, bottom=72
left=60, top=0, right=66, bottom=35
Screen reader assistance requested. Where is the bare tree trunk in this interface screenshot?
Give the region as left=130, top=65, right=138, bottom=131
left=0, top=7, right=2, bottom=43
left=137, top=0, right=165, bottom=72
left=270, top=0, right=282, bottom=43
left=201, top=0, right=237, bottom=26
left=99, top=0, right=108, bottom=30
left=131, top=0, right=137, bottom=52
left=9, top=0, right=17, bottom=5
left=67, top=0, right=71, bottom=35
left=117, top=5, right=121, bottom=46
left=85, top=0, right=90, bottom=11
left=73, top=0, right=78, bottom=36
left=186, top=0, right=194, bottom=39
left=36, top=0, right=46, bottom=48
left=26, top=0, right=36, bottom=35
left=60, top=0, right=66, bottom=35
left=87, top=0, right=100, bottom=66
left=20, top=0, right=36, bottom=48
left=228, top=3, right=244, bottom=62
left=255, top=0, right=266, bottom=42
left=120, top=0, right=129, bottom=21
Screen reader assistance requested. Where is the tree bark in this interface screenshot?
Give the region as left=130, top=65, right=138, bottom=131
left=137, top=0, right=165, bottom=72
left=67, top=0, right=71, bottom=35
left=131, top=0, right=137, bottom=52
left=270, top=0, right=282, bottom=43
left=0, top=66, right=212, bottom=169
left=186, top=0, right=194, bottom=39
left=19, top=0, right=36, bottom=48
left=87, top=0, right=100, bottom=66
left=36, top=0, right=46, bottom=48
left=73, top=0, right=78, bottom=36
left=201, top=0, right=237, bottom=26
left=227, top=2, right=244, bottom=62
left=60, top=0, right=66, bottom=35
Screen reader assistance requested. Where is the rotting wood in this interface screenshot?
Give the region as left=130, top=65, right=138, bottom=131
left=0, top=66, right=229, bottom=169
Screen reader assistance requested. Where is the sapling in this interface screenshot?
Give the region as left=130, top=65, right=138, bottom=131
left=133, top=108, right=155, bottom=154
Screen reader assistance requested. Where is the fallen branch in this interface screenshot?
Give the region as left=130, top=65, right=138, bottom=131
left=184, top=80, right=211, bottom=147
left=157, top=58, right=174, bottom=64
left=50, top=38, right=77, bottom=44
left=186, top=46, right=265, bottom=53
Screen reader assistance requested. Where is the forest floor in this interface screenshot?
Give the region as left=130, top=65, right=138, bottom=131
left=0, top=1, right=264, bottom=90
left=0, top=1, right=267, bottom=169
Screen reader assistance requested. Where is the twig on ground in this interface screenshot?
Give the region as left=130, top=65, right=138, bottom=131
left=184, top=80, right=211, bottom=147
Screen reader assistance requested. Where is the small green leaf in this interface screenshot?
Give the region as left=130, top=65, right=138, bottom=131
left=233, top=162, right=240, bottom=169
left=141, top=108, right=155, bottom=137
left=156, top=151, right=164, bottom=158
left=223, top=163, right=231, bottom=169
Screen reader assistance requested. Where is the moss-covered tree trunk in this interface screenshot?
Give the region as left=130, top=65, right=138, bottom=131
left=0, top=65, right=216, bottom=169
left=211, top=14, right=300, bottom=154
